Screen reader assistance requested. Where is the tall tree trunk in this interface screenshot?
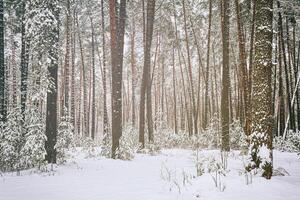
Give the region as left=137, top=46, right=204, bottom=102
left=91, top=17, right=96, bottom=140
left=76, top=14, right=88, bottom=137
left=204, top=0, right=212, bottom=129
left=277, top=2, right=295, bottom=132
left=130, top=18, right=136, bottom=127
left=182, top=0, right=197, bottom=135
left=0, top=0, right=5, bottom=122
left=101, top=0, right=109, bottom=140
left=172, top=44, right=178, bottom=134
left=278, top=34, right=285, bottom=136
left=64, top=0, right=71, bottom=114
left=45, top=2, right=59, bottom=164
left=20, top=1, right=29, bottom=121
left=220, top=0, right=230, bottom=152
left=250, top=0, right=273, bottom=179
left=139, top=0, right=156, bottom=147
left=109, top=0, right=127, bottom=158
left=235, top=0, right=250, bottom=136
left=71, top=7, right=76, bottom=132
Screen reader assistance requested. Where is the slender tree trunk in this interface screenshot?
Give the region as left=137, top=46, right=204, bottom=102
left=90, top=17, right=96, bottom=140
left=20, top=1, right=29, bottom=120
left=64, top=0, right=71, bottom=114
left=71, top=7, right=76, bottom=132
left=278, top=2, right=295, bottom=131
left=220, top=0, right=230, bottom=151
left=204, top=0, right=212, bottom=129
left=130, top=18, right=136, bottom=127
left=76, top=14, right=88, bottom=137
left=0, top=0, right=5, bottom=122
left=235, top=0, right=250, bottom=136
left=172, top=44, right=178, bottom=134
left=101, top=0, right=109, bottom=139
left=139, top=0, right=156, bottom=146
left=182, top=0, right=197, bottom=135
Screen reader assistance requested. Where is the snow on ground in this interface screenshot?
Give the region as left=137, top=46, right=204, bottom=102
left=0, top=149, right=299, bottom=200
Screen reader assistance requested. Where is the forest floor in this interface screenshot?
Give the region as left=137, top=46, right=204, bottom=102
left=0, top=149, right=300, bottom=200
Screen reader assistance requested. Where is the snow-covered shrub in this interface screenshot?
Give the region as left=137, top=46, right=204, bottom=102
left=82, top=137, right=99, bottom=158
left=160, top=162, right=192, bottom=194
left=274, top=130, right=300, bottom=154
left=196, top=115, right=220, bottom=149
left=19, top=107, right=47, bottom=169
left=0, top=107, right=23, bottom=171
left=207, top=156, right=227, bottom=192
left=55, top=114, right=75, bottom=164
left=240, top=156, right=253, bottom=185
left=246, top=140, right=273, bottom=179
left=230, top=119, right=247, bottom=151
left=116, top=125, right=139, bottom=160
left=100, top=133, right=112, bottom=158
left=192, top=149, right=206, bottom=176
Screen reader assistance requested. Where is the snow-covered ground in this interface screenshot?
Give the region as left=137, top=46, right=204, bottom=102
left=0, top=149, right=299, bottom=200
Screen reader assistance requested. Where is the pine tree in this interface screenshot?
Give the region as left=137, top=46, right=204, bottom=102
left=0, top=107, right=23, bottom=171
left=56, top=113, right=74, bottom=164
left=19, top=107, right=46, bottom=169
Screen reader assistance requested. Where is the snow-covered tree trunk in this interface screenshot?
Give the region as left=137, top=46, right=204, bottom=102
left=249, top=0, right=273, bottom=179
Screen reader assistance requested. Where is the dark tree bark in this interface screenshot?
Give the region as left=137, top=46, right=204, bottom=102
left=235, top=0, right=250, bottom=136
left=139, top=0, right=156, bottom=147
left=109, top=0, right=127, bottom=158
left=0, top=0, right=5, bottom=122
left=277, top=2, right=295, bottom=132
left=45, top=2, right=59, bottom=164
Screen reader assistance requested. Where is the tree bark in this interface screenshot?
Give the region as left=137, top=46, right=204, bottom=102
left=220, top=0, right=230, bottom=151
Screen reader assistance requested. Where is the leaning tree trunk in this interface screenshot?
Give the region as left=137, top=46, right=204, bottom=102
left=249, top=0, right=273, bottom=180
